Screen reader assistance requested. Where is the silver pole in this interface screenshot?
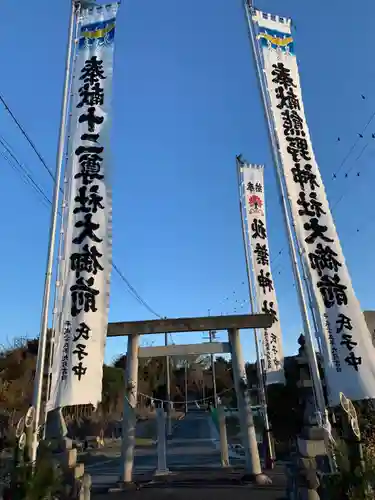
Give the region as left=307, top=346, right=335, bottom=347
left=209, top=330, right=218, bottom=408
left=241, top=1, right=326, bottom=420
left=44, top=10, right=81, bottom=434
left=236, top=158, right=274, bottom=464
left=31, top=0, right=78, bottom=463
left=43, top=176, right=68, bottom=438
left=208, top=310, right=218, bottom=408
left=184, top=362, right=188, bottom=413
left=165, top=332, right=172, bottom=435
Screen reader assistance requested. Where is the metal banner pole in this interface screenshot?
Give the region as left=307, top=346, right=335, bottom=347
left=31, top=0, right=79, bottom=463
left=165, top=332, right=172, bottom=435
left=209, top=330, right=218, bottom=408
left=208, top=310, right=218, bottom=408
left=184, top=362, right=188, bottom=413
left=236, top=157, right=275, bottom=466
left=241, top=0, right=326, bottom=420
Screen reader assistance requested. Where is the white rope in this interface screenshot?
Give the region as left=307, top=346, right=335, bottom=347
left=136, top=386, right=234, bottom=405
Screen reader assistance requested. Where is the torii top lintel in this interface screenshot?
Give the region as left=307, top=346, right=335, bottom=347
left=107, top=313, right=272, bottom=337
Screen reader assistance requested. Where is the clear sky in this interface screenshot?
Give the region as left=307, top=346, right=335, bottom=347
left=0, top=0, right=375, bottom=366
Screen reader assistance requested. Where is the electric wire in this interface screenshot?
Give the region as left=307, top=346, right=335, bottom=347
left=0, top=93, right=164, bottom=320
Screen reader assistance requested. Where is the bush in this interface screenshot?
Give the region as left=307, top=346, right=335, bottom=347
left=323, top=439, right=375, bottom=500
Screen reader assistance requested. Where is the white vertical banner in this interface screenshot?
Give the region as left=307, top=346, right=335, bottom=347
left=242, top=164, right=285, bottom=385
left=250, top=5, right=375, bottom=405
left=47, top=3, right=118, bottom=410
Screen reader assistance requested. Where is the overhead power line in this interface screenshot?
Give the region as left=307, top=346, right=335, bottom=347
left=264, top=96, right=375, bottom=278
left=0, top=95, right=54, bottom=181
left=330, top=107, right=375, bottom=181
left=0, top=92, right=163, bottom=320
left=0, top=137, right=51, bottom=209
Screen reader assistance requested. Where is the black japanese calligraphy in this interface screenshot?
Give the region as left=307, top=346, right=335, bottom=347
left=286, top=137, right=311, bottom=163
left=262, top=300, right=278, bottom=325
left=336, top=314, right=353, bottom=334
left=66, top=54, right=108, bottom=383
left=79, top=106, right=104, bottom=133
left=324, top=314, right=342, bottom=372
left=270, top=333, right=278, bottom=344
left=77, top=82, right=104, bottom=108
left=251, top=219, right=266, bottom=239
left=246, top=182, right=262, bottom=192
left=291, top=164, right=319, bottom=192
left=271, top=58, right=362, bottom=376
left=61, top=321, right=71, bottom=381
left=75, top=152, right=104, bottom=186
left=74, top=185, right=104, bottom=214
left=81, top=133, right=100, bottom=143
left=297, top=191, right=325, bottom=218
left=271, top=62, right=296, bottom=89
left=304, top=218, right=334, bottom=245
left=73, top=322, right=91, bottom=342
left=344, top=351, right=362, bottom=372
left=263, top=330, right=272, bottom=369
left=70, top=244, right=104, bottom=278
left=308, top=243, right=341, bottom=277
left=72, top=362, right=87, bottom=380
left=79, top=56, right=106, bottom=86
left=340, top=334, right=357, bottom=351
left=73, top=214, right=103, bottom=245
left=72, top=343, right=88, bottom=361
left=70, top=276, right=99, bottom=317
left=75, top=145, right=104, bottom=156
left=272, top=58, right=361, bottom=377
left=257, top=269, right=273, bottom=294
left=254, top=243, right=269, bottom=265
left=281, top=109, right=305, bottom=137
left=316, top=274, right=348, bottom=308
left=334, top=313, right=359, bottom=370
left=275, top=86, right=300, bottom=110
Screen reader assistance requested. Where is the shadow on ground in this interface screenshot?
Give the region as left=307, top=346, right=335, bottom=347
left=92, top=466, right=287, bottom=500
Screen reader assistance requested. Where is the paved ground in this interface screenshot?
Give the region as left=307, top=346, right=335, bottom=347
left=85, top=409, right=283, bottom=492
left=1, top=411, right=287, bottom=499
left=91, top=467, right=288, bottom=500
left=86, top=410, right=230, bottom=487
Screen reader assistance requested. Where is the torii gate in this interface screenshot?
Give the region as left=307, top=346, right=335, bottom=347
left=107, top=312, right=272, bottom=483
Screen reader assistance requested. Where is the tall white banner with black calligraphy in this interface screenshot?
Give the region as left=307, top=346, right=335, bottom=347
left=47, top=3, right=118, bottom=410
left=242, top=165, right=285, bottom=385
left=250, top=6, right=375, bottom=405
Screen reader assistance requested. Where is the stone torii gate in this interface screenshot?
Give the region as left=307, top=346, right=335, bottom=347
left=107, top=312, right=272, bottom=483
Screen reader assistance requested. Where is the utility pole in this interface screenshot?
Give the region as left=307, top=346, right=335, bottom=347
left=164, top=332, right=172, bottom=435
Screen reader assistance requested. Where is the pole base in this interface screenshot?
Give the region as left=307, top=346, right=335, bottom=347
left=110, top=481, right=141, bottom=492
left=241, top=473, right=272, bottom=485
left=154, top=468, right=170, bottom=476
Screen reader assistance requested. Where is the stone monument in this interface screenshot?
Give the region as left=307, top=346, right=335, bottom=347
left=286, top=335, right=330, bottom=500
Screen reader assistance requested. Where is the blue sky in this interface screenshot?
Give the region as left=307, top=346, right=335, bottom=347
left=0, top=0, right=375, bottom=366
